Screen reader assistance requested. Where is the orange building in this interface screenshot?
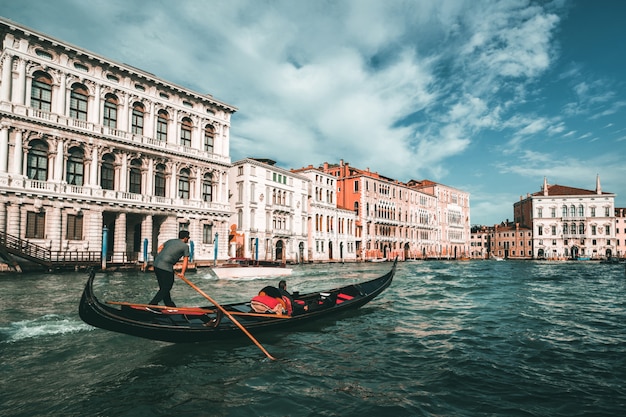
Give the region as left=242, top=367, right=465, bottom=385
left=320, top=160, right=470, bottom=260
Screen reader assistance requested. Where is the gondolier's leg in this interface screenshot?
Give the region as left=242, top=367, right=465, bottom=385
left=150, top=268, right=177, bottom=307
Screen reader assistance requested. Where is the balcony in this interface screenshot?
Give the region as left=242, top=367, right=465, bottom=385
left=20, top=104, right=230, bottom=164
left=3, top=178, right=231, bottom=213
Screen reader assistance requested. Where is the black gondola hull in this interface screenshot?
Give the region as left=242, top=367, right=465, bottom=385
left=79, top=260, right=396, bottom=343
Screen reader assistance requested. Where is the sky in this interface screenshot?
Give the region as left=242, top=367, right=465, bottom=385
left=2, top=0, right=625, bottom=225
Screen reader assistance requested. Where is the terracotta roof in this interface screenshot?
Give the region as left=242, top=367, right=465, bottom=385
left=531, top=184, right=610, bottom=197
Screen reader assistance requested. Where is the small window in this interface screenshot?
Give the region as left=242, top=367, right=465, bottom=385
left=27, top=139, right=49, bottom=181
left=135, top=84, right=145, bottom=91
left=156, top=110, right=168, bottom=141
left=66, top=213, right=83, bottom=240
left=101, top=153, right=115, bottom=190
left=180, top=117, right=192, bottom=147
left=129, top=159, right=142, bottom=194
left=203, top=224, right=214, bottom=244
left=73, top=62, right=89, bottom=72
left=106, top=74, right=119, bottom=82
left=204, top=124, right=215, bottom=153
left=26, top=211, right=46, bottom=239
left=35, top=49, right=53, bottom=60
left=70, top=84, right=89, bottom=121
left=31, top=71, right=53, bottom=112
left=202, top=172, right=213, bottom=202
left=131, top=102, right=144, bottom=135
left=154, top=164, right=166, bottom=197
left=103, top=94, right=118, bottom=128
left=178, top=168, right=190, bottom=199
left=66, top=147, right=84, bottom=186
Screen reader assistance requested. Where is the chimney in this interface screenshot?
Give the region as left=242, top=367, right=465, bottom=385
left=543, top=177, right=548, bottom=196
left=596, top=174, right=602, bottom=195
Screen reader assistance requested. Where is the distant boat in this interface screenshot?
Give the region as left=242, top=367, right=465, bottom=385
left=490, top=255, right=504, bottom=261
left=369, top=258, right=387, bottom=263
left=211, top=258, right=292, bottom=279
left=576, top=256, right=591, bottom=261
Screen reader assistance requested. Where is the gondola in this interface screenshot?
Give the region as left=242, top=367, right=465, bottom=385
left=78, top=259, right=396, bottom=343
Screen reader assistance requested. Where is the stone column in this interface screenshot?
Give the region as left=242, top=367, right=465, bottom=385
left=6, top=202, right=20, bottom=237
left=0, top=124, right=8, bottom=173
left=90, top=145, right=99, bottom=186
left=119, top=154, right=127, bottom=192
left=57, top=72, right=67, bottom=115
left=120, top=93, right=129, bottom=131
left=92, top=84, right=101, bottom=124
left=145, top=101, right=154, bottom=137
left=85, top=207, right=103, bottom=255
left=141, top=214, right=153, bottom=262
left=195, top=168, right=202, bottom=201
left=12, top=58, right=26, bottom=105
left=146, top=158, right=154, bottom=196
left=12, top=129, right=24, bottom=175
left=0, top=55, right=12, bottom=102
left=53, top=138, right=64, bottom=182
left=0, top=201, right=7, bottom=235
left=114, top=212, right=127, bottom=258
left=170, top=162, right=178, bottom=198
left=216, top=170, right=223, bottom=204
left=48, top=205, right=63, bottom=251
left=169, top=108, right=178, bottom=144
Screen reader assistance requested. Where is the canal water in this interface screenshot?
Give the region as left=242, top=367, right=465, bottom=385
left=1, top=260, right=625, bottom=416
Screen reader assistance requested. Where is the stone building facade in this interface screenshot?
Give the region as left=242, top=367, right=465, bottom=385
left=229, top=158, right=309, bottom=263
left=514, top=177, right=616, bottom=260
left=292, top=166, right=357, bottom=262
left=615, top=207, right=626, bottom=259
left=0, top=18, right=236, bottom=265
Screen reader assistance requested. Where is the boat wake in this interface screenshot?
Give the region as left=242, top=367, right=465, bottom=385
left=0, top=314, right=90, bottom=343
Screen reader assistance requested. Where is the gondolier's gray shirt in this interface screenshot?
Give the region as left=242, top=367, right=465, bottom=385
left=153, top=239, right=189, bottom=272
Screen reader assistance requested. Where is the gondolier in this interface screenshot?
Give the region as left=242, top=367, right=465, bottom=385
left=149, top=230, right=190, bottom=307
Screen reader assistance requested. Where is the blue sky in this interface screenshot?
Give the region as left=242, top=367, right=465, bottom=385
left=2, top=0, right=625, bottom=225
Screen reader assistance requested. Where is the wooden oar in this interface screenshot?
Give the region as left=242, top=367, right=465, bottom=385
left=106, top=301, right=216, bottom=315
left=177, top=273, right=277, bottom=361
left=106, top=301, right=291, bottom=319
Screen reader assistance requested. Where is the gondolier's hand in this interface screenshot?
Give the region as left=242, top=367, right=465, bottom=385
left=176, top=272, right=185, bottom=279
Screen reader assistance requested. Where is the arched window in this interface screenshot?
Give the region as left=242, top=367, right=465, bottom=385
left=154, top=164, right=166, bottom=197
left=70, top=83, right=89, bottom=121
left=180, top=117, right=192, bottom=147
left=178, top=168, right=190, bottom=199
left=156, top=110, right=168, bottom=141
left=237, top=209, right=243, bottom=229
left=103, top=94, right=118, bottom=128
left=562, top=205, right=567, bottom=217
left=354, top=201, right=359, bottom=216
left=31, top=71, right=53, bottom=111
left=27, top=139, right=48, bottom=181
left=129, top=159, right=142, bottom=194
left=131, top=102, right=144, bottom=135
left=202, top=172, right=213, bottom=202
left=569, top=205, right=575, bottom=217
left=578, top=223, right=584, bottom=235
left=578, top=204, right=584, bottom=217
left=204, top=124, right=215, bottom=153
left=570, top=224, right=576, bottom=234
left=66, top=147, right=84, bottom=185
left=101, top=153, right=115, bottom=190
